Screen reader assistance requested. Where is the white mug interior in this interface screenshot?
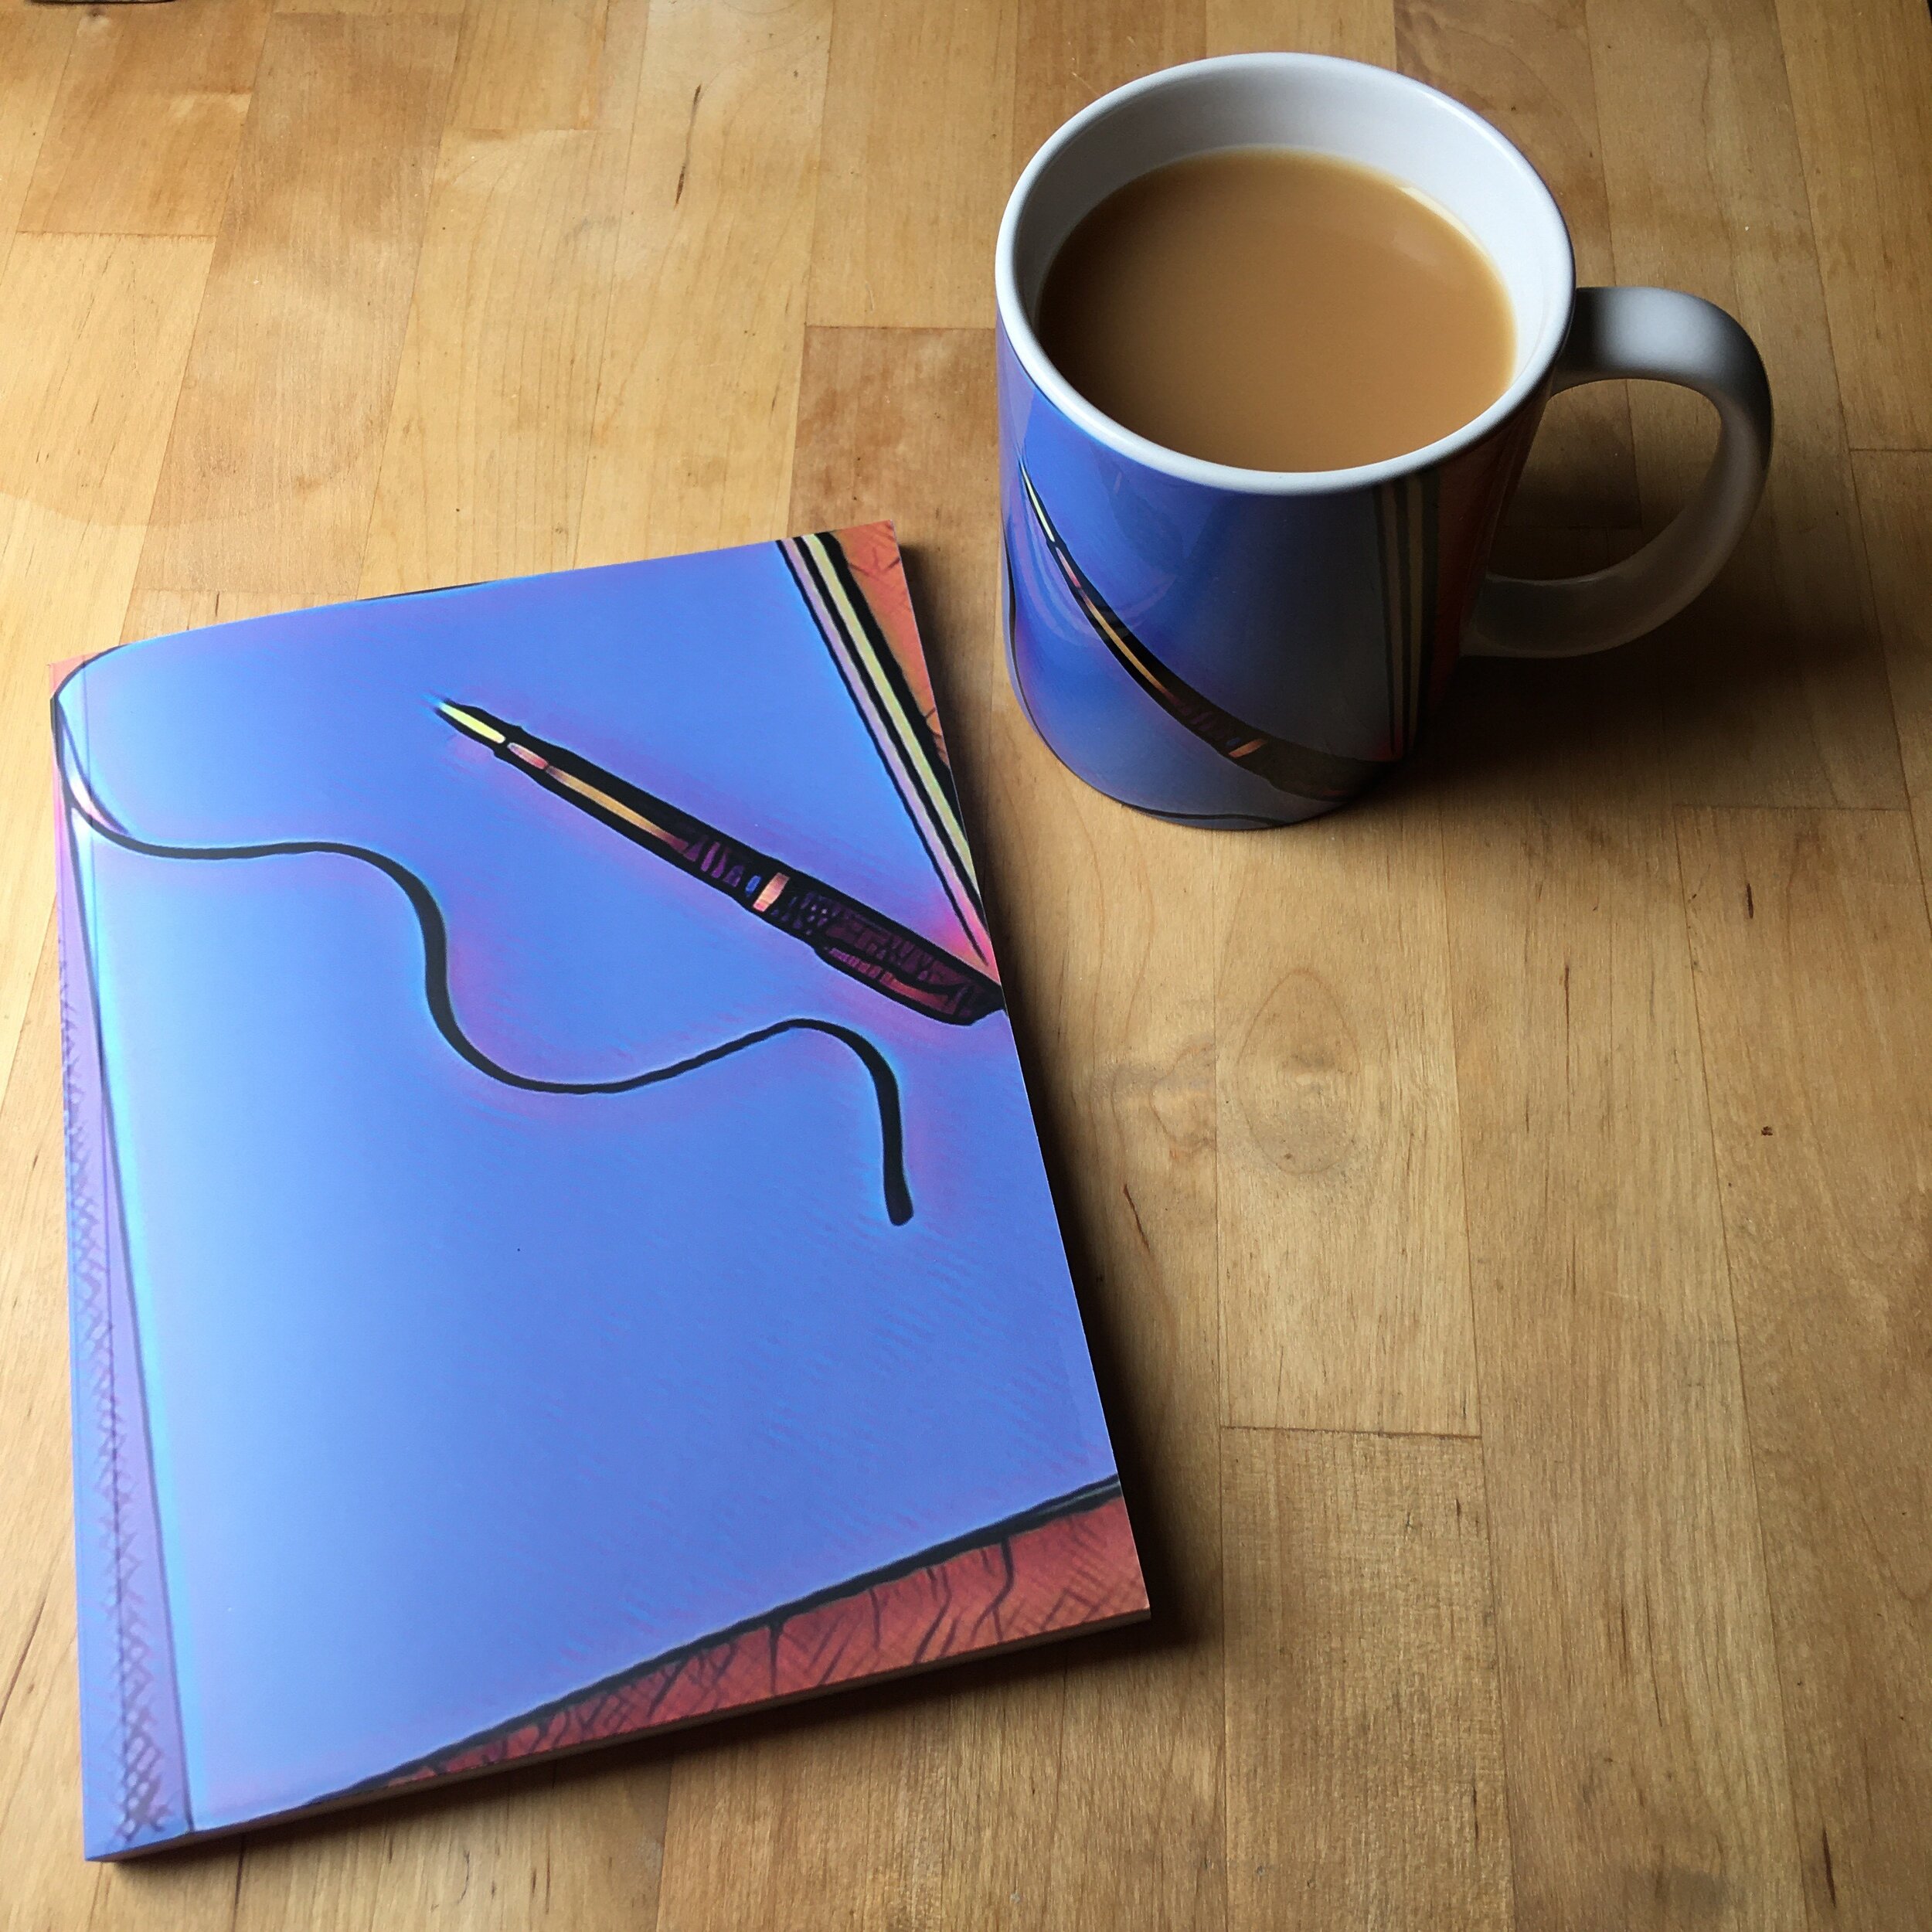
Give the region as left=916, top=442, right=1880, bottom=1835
left=996, top=53, right=1577, bottom=493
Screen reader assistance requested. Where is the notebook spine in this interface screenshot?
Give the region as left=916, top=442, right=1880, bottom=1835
left=56, top=778, right=192, bottom=1859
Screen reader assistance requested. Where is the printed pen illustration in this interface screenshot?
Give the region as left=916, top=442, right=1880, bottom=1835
left=434, top=701, right=1005, bottom=1029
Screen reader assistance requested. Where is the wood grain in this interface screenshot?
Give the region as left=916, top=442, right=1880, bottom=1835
left=1587, top=0, right=1904, bottom=810
left=4, top=1, right=1932, bottom=1922
left=1679, top=805, right=1932, bottom=1931
left=1852, top=453, right=1932, bottom=886
left=19, top=0, right=271, bottom=240
left=447, top=0, right=635, bottom=134
left=1773, top=0, right=1932, bottom=452
left=1012, top=0, right=1204, bottom=169
left=1213, top=787, right=1475, bottom=1435
left=1433, top=660, right=1804, bottom=1932
left=359, top=122, right=632, bottom=596
left=940, top=776, right=1223, bottom=1930
left=229, top=1758, right=669, bottom=1932
left=1204, top=0, right=1395, bottom=62
left=136, top=12, right=457, bottom=600
left=118, top=590, right=220, bottom=648
left=279, top=0, right=467, bottom=16
left=808, top=0, right=1019, bottom=327
left=576, top=0, right=832, bottom=566
left=1222, top=1428, right=1512, bottom=1932
left=0, top=10, right=76, bottom=246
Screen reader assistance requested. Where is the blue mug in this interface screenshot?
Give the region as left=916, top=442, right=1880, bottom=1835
left=995, top=56, right=1774, bottom=827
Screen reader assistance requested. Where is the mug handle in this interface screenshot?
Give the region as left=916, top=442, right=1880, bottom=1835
left=1467, top=285, right=1774, bottom=659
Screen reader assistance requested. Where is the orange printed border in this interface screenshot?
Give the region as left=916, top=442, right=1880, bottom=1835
left=380, top=1493, right=1145, bottom=1787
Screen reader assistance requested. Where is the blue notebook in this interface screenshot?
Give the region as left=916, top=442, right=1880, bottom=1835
left=55, top=525, right=1144, bottom=1858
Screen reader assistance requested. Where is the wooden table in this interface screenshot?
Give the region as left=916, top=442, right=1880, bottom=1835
left=3, top=0, right=1929, bottom=1925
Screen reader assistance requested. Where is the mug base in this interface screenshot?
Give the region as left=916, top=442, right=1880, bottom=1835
left=1005, top=644, right=1358, bottom=832
left=1135, top=801, right=1341, bottom=832
left=1002, top=526, right=1374, bottom=832
left=1011, top=678, right=1355, bottom=830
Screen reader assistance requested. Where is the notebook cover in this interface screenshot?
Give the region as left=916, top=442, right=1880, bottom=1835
left=53, top=526, right=1145, bottom=1859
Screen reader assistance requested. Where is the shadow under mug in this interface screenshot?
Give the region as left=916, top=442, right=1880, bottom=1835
left=995, top=54, right=1774, bottom=828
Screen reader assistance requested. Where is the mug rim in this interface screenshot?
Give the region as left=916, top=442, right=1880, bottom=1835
left=994, top=53, right=1577, bottom=497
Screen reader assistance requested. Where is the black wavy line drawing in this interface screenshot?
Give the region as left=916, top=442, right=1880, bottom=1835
left=53, top=706, right=913, bottom=1225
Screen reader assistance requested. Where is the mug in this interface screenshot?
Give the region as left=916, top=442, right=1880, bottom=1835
left=995, top=54, right=1774, bottom=827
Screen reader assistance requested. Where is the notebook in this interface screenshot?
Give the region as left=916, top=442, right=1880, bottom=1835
left=54, top=524, right=1145, bottom=1859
